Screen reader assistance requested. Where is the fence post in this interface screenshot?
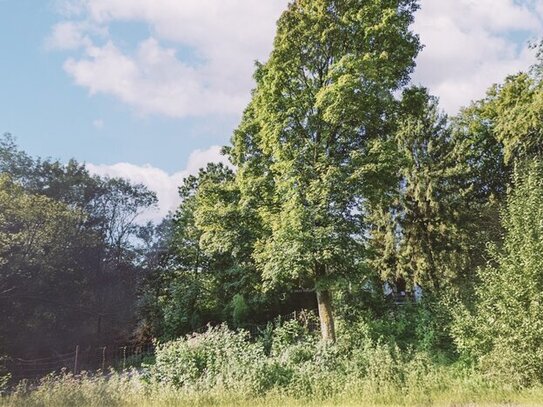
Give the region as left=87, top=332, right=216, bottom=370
left=122, top=346, right=127, bottom=370
left=101, top=347, right=107, bottom=371
left=74, top=345, right=80, bottom=375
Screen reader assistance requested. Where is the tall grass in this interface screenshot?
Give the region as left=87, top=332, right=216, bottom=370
left=2, top=369, right=543, bottom=407
left=3, top=322, right=543, bottom=407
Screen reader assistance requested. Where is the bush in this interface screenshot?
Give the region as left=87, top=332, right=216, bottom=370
left=453, top=161, right=543, bottom=386
left=148, top=317, right=467, bottom=400
left=149, top=324, right=268, bottom=394
left=149, top=320, right=331, bottom=397
left=230, top=294, right=249, bottom=327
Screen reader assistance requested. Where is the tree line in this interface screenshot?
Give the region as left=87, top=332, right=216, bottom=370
left=0, top=134, right=162, bottom=358
left=140, top=0, right=543, bottom=384
left=3, top=0, right=543, bottom=385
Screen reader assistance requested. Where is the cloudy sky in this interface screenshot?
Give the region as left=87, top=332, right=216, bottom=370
left=1, top=0, right=542, bottom=221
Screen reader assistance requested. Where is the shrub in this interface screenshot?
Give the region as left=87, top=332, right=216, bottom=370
left=149, top=324, right=269, bottom=394
left=148, top=317, right=464, bottom=400
left=230, top=294, right=249, bottom=327
left=4, top=322, right=541, bottom=406
left=453, top=161, right=543, bottom=386
left=149, top=319, right=344, bottom=398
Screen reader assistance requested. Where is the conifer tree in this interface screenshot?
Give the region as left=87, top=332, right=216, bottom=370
left=369, top=88, right=505, bottom=292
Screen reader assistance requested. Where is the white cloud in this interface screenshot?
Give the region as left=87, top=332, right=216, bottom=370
left=64, top=38, right=248, bottom=117
left=412, top=0, right=543, bottom=113
left=46, top=22, right=89, bottom=50
left=86, top=145, right=230, bottom=222
left=52, top=0, right=288, bottom=118
left=52, top=0, right=543, bottom=116
left=53, top=0, right=87, bottom=17
left=49, top=0, right=543, bottom=226
left=92, top=118, right=104, bottom=128
left=46, top=21, right=106, bottom=50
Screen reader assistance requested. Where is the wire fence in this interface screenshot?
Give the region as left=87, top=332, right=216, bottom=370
left=2, top=309, right=318, bottom=383
left=4, top=343, right=155, bottom=383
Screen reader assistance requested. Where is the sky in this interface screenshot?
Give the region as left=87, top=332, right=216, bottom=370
left=1, top=0, right=542, bottom=221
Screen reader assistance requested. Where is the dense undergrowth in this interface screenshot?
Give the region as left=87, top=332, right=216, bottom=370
left=2, top=316, right=543, bottom=407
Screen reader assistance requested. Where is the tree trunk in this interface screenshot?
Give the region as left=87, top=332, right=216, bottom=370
left=315, top=264, right=335, bottom=342
left=316, top=289, right=335, bottom=342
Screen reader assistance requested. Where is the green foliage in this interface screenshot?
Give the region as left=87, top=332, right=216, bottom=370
left=195, top=0, right=423, bottom=342
left=9, top=322, right=543, bottom=407
left=230, top=294, right=249, bottom=327
left=484, top=73, right=543, bottom=163
left=2, top=307, right=543, bottom=405
left=0, top=135, right=159, bottom=357
left=270, top=318, right=316, bottom=354
left=140, top=164, right=278, bottom=340
left=234, top=0, right=420, bottom=284
left=144, top=161, right=328, bottom=340
left=149, top=321, right=329, bottom=397
left=376, top=303, right=454, bottom=357
left=148, top=318, right=460, bottom=400
left=0, top=175, right=89, bottom=353
left=150, top=325, right=268, bottom=394
left=453, top=161, right=543, bottom=386
left=368, top=87, right=503, bottom=293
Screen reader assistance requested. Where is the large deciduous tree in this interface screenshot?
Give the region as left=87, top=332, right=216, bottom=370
left=201, top=0, right=421, bottom=342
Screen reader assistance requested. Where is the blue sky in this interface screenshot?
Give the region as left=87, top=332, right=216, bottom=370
left=0, top=0, right=237, bottom=174
left=1, top=0, right=542, bottom=220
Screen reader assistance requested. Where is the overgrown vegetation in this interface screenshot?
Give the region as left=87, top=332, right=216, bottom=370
left=453, top=161, right=543, bottom=387
left=3, top=0, right=543, bottom=405
left=3, top=320, right=543, bottom=407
